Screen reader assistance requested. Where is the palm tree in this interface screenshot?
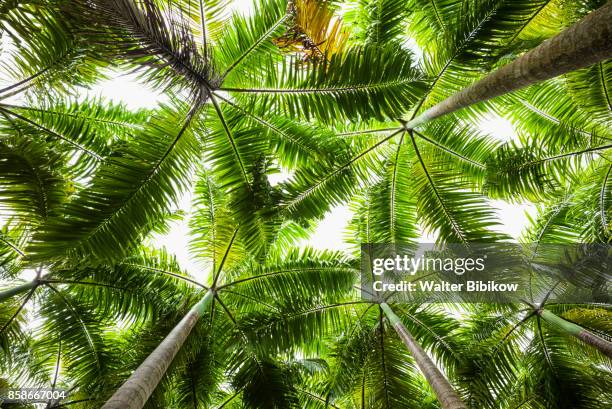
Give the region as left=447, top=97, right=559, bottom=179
left=0, top=168, right=359, bottom=408
left=379, top=302, right=466, bottom=409
left=1, top=0, right=611, bottom=408
left=536, top=308, right=612, bottom=359
left=98, top=171, right=354, bottom=408
left=402, top=1, right=612, bottom=130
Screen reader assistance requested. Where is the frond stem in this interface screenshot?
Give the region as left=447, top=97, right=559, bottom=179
left=216, top=388, right=243, bottom=409
left=211, top=226, right=240, bottom=288
left=0, top=232, right=25, bottom=257
left=414, top=130, right=485, bottom=168
left=0, top=286, right=37, bottom=336
left=601, top=165, right=612, bottom=233
left=296, top=388, right=340, bottom=409
left=218, top=266, right=356, bottom=290
left=0, top=67, right=50, bottom=98
left=408, top=131, right=467, bottom=243
left=209, top=94, right=251, bottom=187
left=337, top=127, right=398, bottom=137
left=0, top=107, right=103, bottom=160
left=120, top=263, right=208, bottom=289
left=220, top=14, right=289, bottom=79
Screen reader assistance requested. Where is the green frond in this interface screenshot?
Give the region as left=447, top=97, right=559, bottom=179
left=189, top=168, right=241, bottom=271
left=37, top=286, right=124, bottom=392
left=213, top=0, right=289, bottom=80
left=518, top=159, right=612, bottom=243
left=0, top=136, right=69, bottom=223
left=417, top=117, right=498, bottom=183
left=27, top=102, right=202, bottom=262
left=565, top=161, right=612, bottom=241
left=0, top=291, right=30, bottom=355
left=0, top=5, right=105, bottom=99
left=507, top=0, right=566, bottom=46
left=203, top=98, right=263, bottom=190
left=3, top=97, right=151, bottom=142
left=566, top=60, right=612, bottom=126
left=484, top=134, right=610, bottom=202
left=0, top=334, right=51, bottom=389
left=407, top=0, right=463, bottom=47
left=240, top=300, right=365, bottom=355
left=212, top=92, right=339, bottom=169
left=156, top=0, right=234, bottom=55
left=409, top=132, right=508, bottom=243
left=343, top=0, right=409, bottom=46
left=324, top=309, right=438, bottom=409
left=0, top=100, right=110, bottom=172
left=497, top=79, right=612, bottom=148
left=279, top=131, right=393, bottom=221
left=348, top=140, right=420, bottom=245
left=0, top=224, right=26, bottom=279
left=48, top=248, right=197, bottom=326
left=201, top=101, right=287, bottom=256
left=169, top=339, right=226, bottom=409
left=64, top=0, right=215, bottom=93
left=231, top=356, right=300, bottom=409
left=520, top=316, right=612, bottom=408
left=220, top=247, right=357, bottom=302
left=223, top=44, right=426, bottom=123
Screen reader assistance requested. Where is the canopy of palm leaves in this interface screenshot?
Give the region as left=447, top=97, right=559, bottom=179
left=0, top=0, right=610, bottom=408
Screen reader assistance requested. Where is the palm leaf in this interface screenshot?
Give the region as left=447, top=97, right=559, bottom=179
left=27, top=101, right=202, bottom=262
left=223, top=44, right=425, bottom=123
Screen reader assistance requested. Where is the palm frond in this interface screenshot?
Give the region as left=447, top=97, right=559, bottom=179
left=214, top=0, right=289, bottom=80
left=409, top=131, right=508, bottom=243
left=27, top=101, right=202, bottom=262
left=566, top=60, right=612, bottom=126
left=348, top=140, right=420, bottom=244
left=223, top=44, right=425, bottom=123
left=343, top=0, right=409, bottom=45
left=65, top=0, right=215, bottom=93
left=0, top=136, right=68, bottom=223
left=279, top=131, right=394, bottom=221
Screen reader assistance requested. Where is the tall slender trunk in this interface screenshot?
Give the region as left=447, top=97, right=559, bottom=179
left=538, top=309, right=612, bottom=359
left=101, top=290, right=214, bottom=409
left=0, top=280, right=38, bottom=303
left=403, top=2, right=612, bottom=130
left=380, top=303, right=467, bottom=409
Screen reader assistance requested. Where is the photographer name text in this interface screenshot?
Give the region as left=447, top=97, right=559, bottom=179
left=372, top=280, right=519, bottom=292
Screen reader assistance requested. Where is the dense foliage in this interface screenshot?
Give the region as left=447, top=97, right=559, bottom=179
left=0, top=0, right=610, bottom=408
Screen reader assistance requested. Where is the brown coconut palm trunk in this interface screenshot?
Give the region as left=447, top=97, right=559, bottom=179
left=380, top=303, right=467, bottom=409
left=538, top=309, right=612, bottom=359
left=403, top=2, right=612, bottom=130
left=101, top=290, right=214, bottom=409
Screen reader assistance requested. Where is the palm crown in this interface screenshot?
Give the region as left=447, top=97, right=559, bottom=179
left=0, top=0, right=611, bottom=408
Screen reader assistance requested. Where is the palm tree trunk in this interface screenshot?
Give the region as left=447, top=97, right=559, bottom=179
left=538, top=309, right=612, bottom=359
left=0, top=280, right=37, bottom=303
left=403, top=2, right=612, bottom=130
left=380, top=303, right=467, bottom=409
left=101, top=289, right=214, bottom=409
